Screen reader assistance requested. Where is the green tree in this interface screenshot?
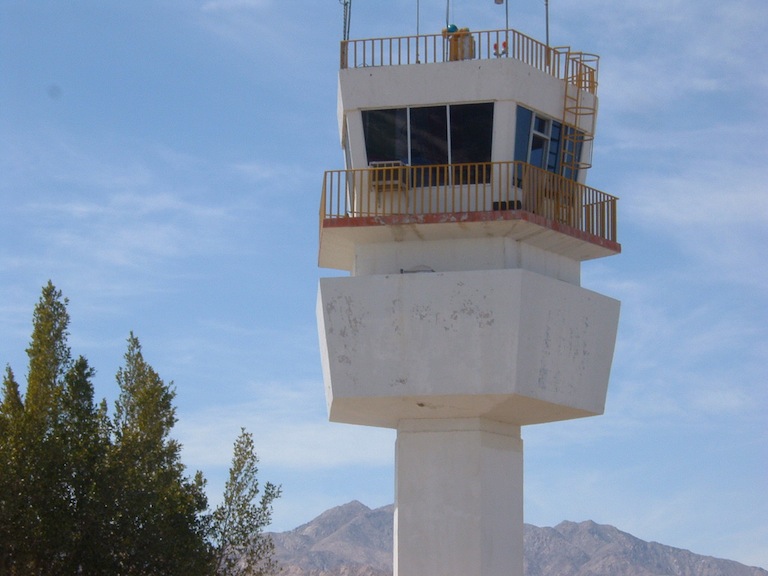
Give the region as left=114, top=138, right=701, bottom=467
left=57, top=356, right=114, bottom=573
left=13, top=282, right=74, bottom=573
left=0, top=283, right=113, bottom=574
left=0, top=367, right=24, bottom=424
left=0, top=366, right=25, bottom=572
left=110, top=333, right=213, bottom=575
left=1, top=283, right=283, bottom=576
left=211, top=428, right=282, bottom=576
left=24, top=281, right=71, bottom=419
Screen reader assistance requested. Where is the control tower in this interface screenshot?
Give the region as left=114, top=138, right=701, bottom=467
left=317, top=7, right=620, bottom=576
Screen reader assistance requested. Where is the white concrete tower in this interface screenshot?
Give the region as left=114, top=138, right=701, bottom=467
left=317, top=9, right=620, bottom=576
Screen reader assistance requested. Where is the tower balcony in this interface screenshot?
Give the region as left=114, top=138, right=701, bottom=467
left=340, top=27, right=598, bottom=98
left=319, top=160, right=620, bottom=271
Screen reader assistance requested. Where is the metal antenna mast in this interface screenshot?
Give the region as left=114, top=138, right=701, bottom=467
left=340, top=0, right=352, bottom=41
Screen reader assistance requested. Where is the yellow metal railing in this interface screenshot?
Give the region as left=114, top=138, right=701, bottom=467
left=340, top=28, right=599, bottom=95
left=320, top=161, right=617, bottom=243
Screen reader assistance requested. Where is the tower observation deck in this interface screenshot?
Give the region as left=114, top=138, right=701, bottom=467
left=317, top=16, right=621, bottom=576
left=319, top=26, right=620, bottom=272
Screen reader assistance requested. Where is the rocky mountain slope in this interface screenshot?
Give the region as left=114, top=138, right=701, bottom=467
left=269, top=501, right=767, bottom=576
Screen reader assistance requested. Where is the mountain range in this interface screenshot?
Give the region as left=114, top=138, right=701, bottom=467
left=269, top=501, right=766, bottom=576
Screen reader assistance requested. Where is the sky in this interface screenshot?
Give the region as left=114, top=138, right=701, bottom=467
left=1, top=0, right=766, bottom=569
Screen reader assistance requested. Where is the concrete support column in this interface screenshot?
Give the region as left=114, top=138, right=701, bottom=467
left=394, top=418, right=524, bottom=576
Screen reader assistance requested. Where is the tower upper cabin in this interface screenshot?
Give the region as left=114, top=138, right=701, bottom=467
left=319, top=19, right=620, bottom=279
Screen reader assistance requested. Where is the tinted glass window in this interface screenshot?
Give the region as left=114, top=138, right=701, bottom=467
left=514, top=106, right=532, bottom=164
left=362, top=108, right=408, bottom=163
left=361, top=103, right=495, bottom=185
left=530, top=135, right=547, bottom=168
left=450, top=103, right=494, bottom=164
left=409, top=106, right=448, bottom=166
left=547, top=122, right=561, bottom=173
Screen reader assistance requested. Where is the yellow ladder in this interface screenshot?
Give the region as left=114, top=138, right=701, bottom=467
left=560, top=51, right=599, bottom=178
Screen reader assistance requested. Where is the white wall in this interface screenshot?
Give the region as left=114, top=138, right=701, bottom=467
left=317, top=268, right=619, bottom=428
left=395, top=418, right=524, bottom=576
left=354, top=236, right=581, bottom=284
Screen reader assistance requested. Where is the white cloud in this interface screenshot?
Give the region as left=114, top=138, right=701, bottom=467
left=231, top=160, right=316, bottom=191
left=691, top=386, right=750, bottom=414
left=176, top=380, right=394, bottom=471
left=627, top=162, right=767, bottom=225
left=26, top=193, right=230, bottom=269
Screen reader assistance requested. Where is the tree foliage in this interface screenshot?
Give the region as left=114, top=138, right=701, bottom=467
left=0, top=282, right=282, bottom=575
left=211, top=429, right=282, bottom=576
left=108, top=333, right=213, bottom=575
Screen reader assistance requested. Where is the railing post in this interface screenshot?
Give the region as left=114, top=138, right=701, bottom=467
left=340, top=41, right=347, bottom=70
left=609, top=199, right=617, bottom=242
left=320, top=177, right=327, bottom=221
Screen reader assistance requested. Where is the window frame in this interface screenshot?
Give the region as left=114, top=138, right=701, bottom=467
left=515, top=105, right=582, bottom=182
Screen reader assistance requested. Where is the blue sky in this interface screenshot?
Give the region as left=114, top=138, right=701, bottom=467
left=1, top=0, right=766, bottom=569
